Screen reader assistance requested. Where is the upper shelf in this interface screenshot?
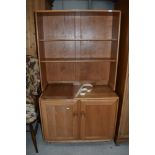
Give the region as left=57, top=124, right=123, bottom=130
left=36, top=10, right=121, bottom=13
left=36, top=10, right=121, bottom=44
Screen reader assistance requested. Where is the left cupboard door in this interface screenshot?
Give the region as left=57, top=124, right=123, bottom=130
left=39, top=99, right=79, bottom=141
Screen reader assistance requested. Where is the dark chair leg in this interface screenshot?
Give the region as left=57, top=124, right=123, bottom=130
left=29, top=124, right=38, bottom=153
left=35, top=120, right=39, bottom=135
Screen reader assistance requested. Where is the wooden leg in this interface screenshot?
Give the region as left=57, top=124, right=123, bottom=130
left=29, top=124, right=38, bottom=153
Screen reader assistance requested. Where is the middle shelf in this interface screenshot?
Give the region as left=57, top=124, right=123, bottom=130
left=40, top=58, right=116, bottom=63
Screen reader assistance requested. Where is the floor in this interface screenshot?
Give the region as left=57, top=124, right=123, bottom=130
left=26, top=125, right=129, bottom=155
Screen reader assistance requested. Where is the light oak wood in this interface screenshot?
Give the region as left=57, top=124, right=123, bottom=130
left=80, top=12, right=113, bottom=40
left=35, top=10, right=121, bottom=13
left=36, top=10, right=120, bottom=90
left=40, top=58, right=116, bottom=62
left=39, top=99, right=79, bottom=141
left=39, top=39, right=117, bottom=41
left=76, top=85, right=118, bottom=99
left=41, top=139, right=112, bottom=143
left=40, top=97, right=118, bottom=141
left=43, top=12, right=75, bottom=40
left=35, top=10, right=121, bottom=142
left=76, top=61, right=110, bottom=83
left=39, top=62, right=48, bottom=90
left=80, top=99, right=118, bottom=140
left=77, top=41, right=112, bottom=59
left=45, top=62, right=76, bottom=81
left=109, top=62, right=117, bottom=90
left=43, top=41, right=76, bottom=59
left=41, top=84, right=117, bottom=99
left=35, top=10, right=121, bottom=90
left=42, top=83, right=75, bottom=99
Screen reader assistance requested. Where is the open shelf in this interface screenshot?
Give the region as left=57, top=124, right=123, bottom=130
left=41, top=83, right=117, bottom=99
left=41, top=83, right=77, bottom=99
left=36, top=10, right=121, bottom=91
left=75, top=85, right=118, bottom=99
left=40, top=61, right=116, bottom=85
left=40, top=58, right=116, bottom=62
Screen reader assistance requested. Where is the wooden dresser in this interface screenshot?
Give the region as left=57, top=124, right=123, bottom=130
left=35, top=10, right=121, bottom=142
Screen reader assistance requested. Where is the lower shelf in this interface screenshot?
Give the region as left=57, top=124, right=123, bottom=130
left=41, top=83, right=118, bottom=99
left=41, top=83, right=76, bottom=99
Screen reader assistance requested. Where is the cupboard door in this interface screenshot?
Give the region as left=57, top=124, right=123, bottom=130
left=80, top=99, right=118, bottom=140
left=40, top=99, right=79, bottom=141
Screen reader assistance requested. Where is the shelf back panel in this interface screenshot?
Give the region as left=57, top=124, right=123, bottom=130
left=44, top=41, right=76, bottom=59
left=41, top=40, right=112, bottom=59
left=77, top=41, right=112, bottom=59
left=80, top=12, right=113, bottom=40
left=43, top=12, right=75, bottom=40
left=45, top=62, right=76, bottom=81
left=76, top=62, right=110, bottom=84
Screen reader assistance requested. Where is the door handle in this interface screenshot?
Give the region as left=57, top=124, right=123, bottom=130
left=81, top=111, right=86, bottom=117
left=73, top=112, right=78, bottom=117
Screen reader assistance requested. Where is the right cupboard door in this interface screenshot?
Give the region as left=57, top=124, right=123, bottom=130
left=80, top=99, right=118, bottom=140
